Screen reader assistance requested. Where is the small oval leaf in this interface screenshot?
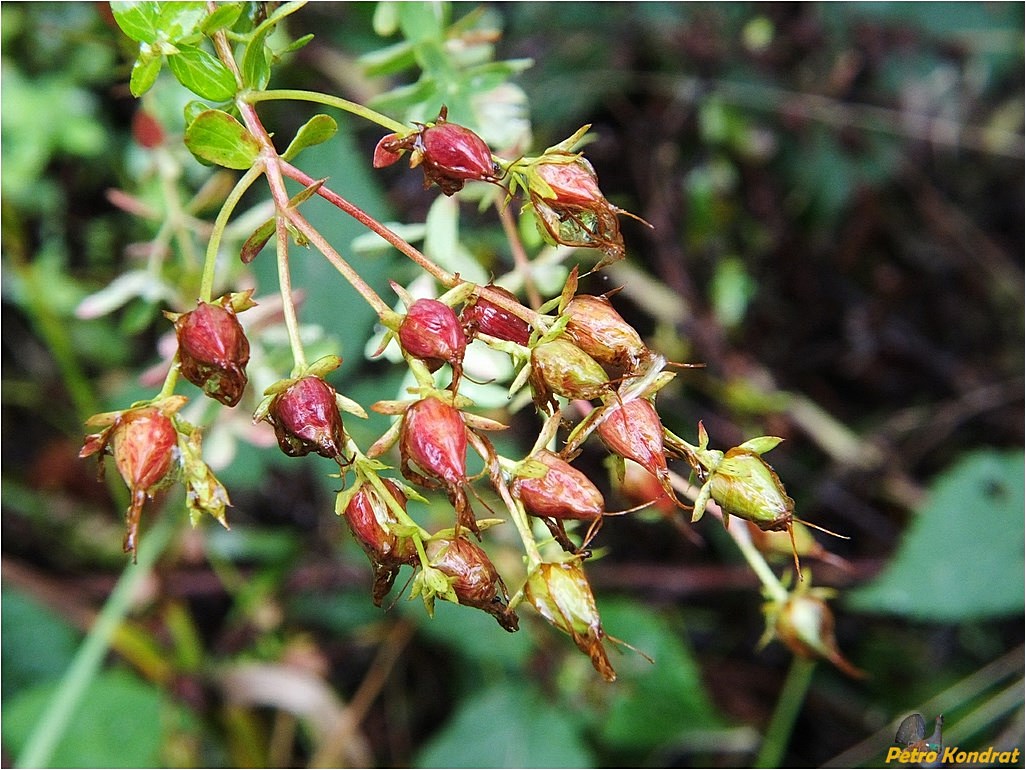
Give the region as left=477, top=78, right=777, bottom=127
left=129, top=54, right=162, bottom=98
left=110, top=1, right=161, bottom=43
left=167, top=46, right=238, bottom=102
left=200, top=2, right=244, bottom=34
left=240, top=218, right=275, bottom=264
left=282, top=115, right=338, bottom=161
left=184, top=110, right=261, bottom=170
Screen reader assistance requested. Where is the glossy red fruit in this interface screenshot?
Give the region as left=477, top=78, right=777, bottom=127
left=398, top=298, right=466, bottom=374
left=344, top=479, right=418, bottom=606
left=597, top=398, right=667, bottom=475
left=174, top=300, right=250, bottom=407
left=514, top=450, right=604, bottom=521
left=461, top=286, right=531, bottom=346
left=266, top=376, right=347, bottom=461
left=418, top=115, right=498, bottom=195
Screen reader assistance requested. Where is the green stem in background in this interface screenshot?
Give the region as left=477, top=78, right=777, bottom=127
left=243, top=89, right=408, bottom=133
left=14, top=509, right=181, bottom=769
left=275, top=214, right=308, bottom=373
left=199, top=162, right=266, bottom=302
left=755, top=655, right=817, bottom=768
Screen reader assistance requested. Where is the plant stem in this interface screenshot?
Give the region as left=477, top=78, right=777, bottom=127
left=243, top=89, right=407, bottom=133
left=199, top=163, right=266, bottom=302
left=14, top=509, right=180, bottom=769
left=275, top=214, right=307, bottom=373
left=755, top=655, right=817, bottom=768
left=280, top=161, right=456, bottom=288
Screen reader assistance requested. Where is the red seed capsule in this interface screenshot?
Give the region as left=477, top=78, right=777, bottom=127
left=535, top=158, right=604, bottom=207
left=418, top=115, right=498, bottom=195
left=425, top=536, right=518, bottom=631
left=174, top=300, right=250, bottom=407
left=564, top=294, right=647, bottom=370
left=398, top=298, right=466, bottom=374
left=372, top=133, right=403, bottom=168
left=461, top=286, right=531, bottom=346
left=514, top=450, right=604, bottom=521
left=266, top=376, right=347, bottom=461
left=344, top=479, right=418, bottom=606
left=80, top=405, right=181, bottom=558
left=597, top=398, right=667, bottom=475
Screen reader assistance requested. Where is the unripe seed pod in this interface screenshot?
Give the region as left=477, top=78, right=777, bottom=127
left=515, top=450, right=605, bottom=521
left=564, top=294, right=647, bottom=370
left=529, top=338, right=609, bottom=412
left=425, top=536, right=519, bottom=631
left=266, top=376, right=347, bottom=461
left=708, top=448, right=794, bottom=530
left=398, top=298, right=466, bottom=374
left=525, top=560, right=615, bottom=681
left=771, top=593, right=865, bottom=678
left=461, top=286, right=531, bottom=346
left=535, top=157, right=604, bottom=207
left=174, top=300, right=250, bottom=407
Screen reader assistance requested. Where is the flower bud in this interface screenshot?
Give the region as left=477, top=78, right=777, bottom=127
left=766, top=591, right=865, bottom=678
left=173, top=299, right=250, bottom=407
left=265, top=376, right=347, bottom=462
left=525, top=560, right=616, bottom=681
left=425, top=536, right=519, bottom=631
left=514, top=450, right=604, bottom=521
left=398, top=298, right=466, bottom=374
left=344, top=479, right=418, bottom=606
left=564, top=294, right=648, bottom=370
left=529, top=338, right=609, bottom=413
left=80, top=402, right=183, bottom=558
left=461, top=286, right=531, bottom=346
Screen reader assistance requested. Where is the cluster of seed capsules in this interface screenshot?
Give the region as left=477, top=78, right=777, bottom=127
left=81, top=108, right=858, bottom=680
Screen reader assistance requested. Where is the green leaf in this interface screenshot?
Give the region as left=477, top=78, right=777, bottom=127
left=1, top=588, right=79, bottom=697
left=397, top=1, right=447, bottom=43
left=167, top=46, right=237, bottom=102
left=240, top=217, right=275, bottom=264
left=416, top=684, right=594, bottom=768
left=201, top=2, right=244, bottom=34
left=241, top=28, right=271, bottom=90
left=282, top=114, right=338, bottom=161
left=2, top=669, right=180, bottom=767
left=109, top=1, right=161, bottom=42
left=182, top=99, right=211, bottom=126
left=155, top=1, right=207, bottom=40
left=184, top=109, right=260, bottom=169
left=847, top=449, right=1025, bottom=621
left=280, top=33, right=315, bottom=56
left=128, top=53, right=162, bottom=97
left=596, top=600, right=725, bottom=749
